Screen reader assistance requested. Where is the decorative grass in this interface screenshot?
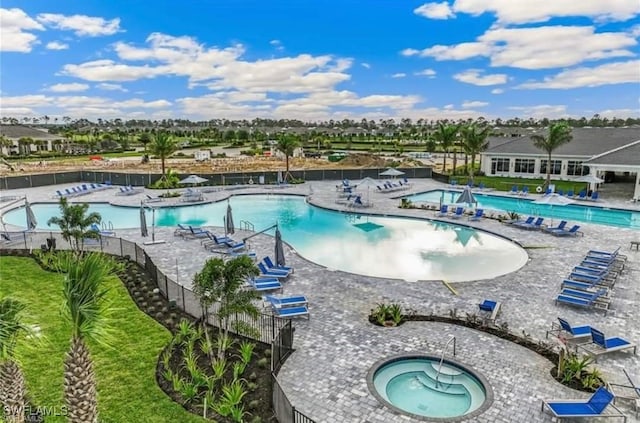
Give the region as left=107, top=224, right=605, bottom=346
left=0, top=256, right=205, bottom=423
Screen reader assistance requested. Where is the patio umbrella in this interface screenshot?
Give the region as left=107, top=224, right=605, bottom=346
left=140, top=204, right=148, bottom=237
left=225, top=202, right=235, bottom=235
left=357, top=177, right=379, bottom=204
left=178, top=174, right=208, bottom=185
left=274, top=225, right=285, bottom=266
left=532, top=193, right=574, bottom=206
left=572, top=174, right=604, bottom=192
left=25, top=199, right=37, bottom=231
left=455, top=186, right=477, bottom=206
left=379, top=168, right=405, bottom=178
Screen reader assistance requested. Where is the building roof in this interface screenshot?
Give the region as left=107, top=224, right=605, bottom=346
left=0, top=125, right=61, bottom=140
left=584, top=140, right=640, bottom=167
left=484, top=127, right=640, bottom=157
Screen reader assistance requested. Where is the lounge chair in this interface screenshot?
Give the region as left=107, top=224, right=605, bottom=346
left=435, top=204, right=449, bottom=217
left=451, top=206, right=465, bottom=219
left=519, top=186, right=529, bottom=196
left=257, top=262, right=290, bottom=278
left=468, top=209, right=484, bottom=221
left=262, top=256, right=293, bottom=273
left=566, top=190, right=574, bottom=198
left=516, top=217, right=544, bottom=230
left=184, top=226, right=210, bottom=239
left=540, top=386, right=626, bottom=422
left=550, top=225, right=582, bottom=237
left=90, top=223, right=115, bottom=236
left=587, top=247, right=626, bottom=262
left=144, top=194, right=164, bottom=203
left=202, top=232, right=234, bottom=248
left=590, top=192, right=600, bottom=201
left=478, top=300, right=501, bottom=324
left=272, top=305, right=309, bottom=319
left=568, top=271, right=615, bottom=286
left=545, top=317, right=594, bottom=342
left=508, top=185, right=518, bottom=195
left=250, top=278, right=282, bottom=292
left=264, top=294, right=308, bottom=308
left=577, top=190, right=588, bottom=200
left=561, top=279, right=611, bottom=293
left=608, top=369, right=640, bottom=418
left=560, top=287, right=610, bottom=302
left=555, top=290, right=609, bottom=313
left=173, top=223, right=191, bottom=237
left=542, top=220, right=567, bottom=233
left=508, top=216, right=534, bottom=227
left=579, top=328, right=637, bottom=359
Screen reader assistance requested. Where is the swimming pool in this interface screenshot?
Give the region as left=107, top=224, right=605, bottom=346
left=406, top=190, right=640, bottom=229
left=4, top=195, right=528, bottom=282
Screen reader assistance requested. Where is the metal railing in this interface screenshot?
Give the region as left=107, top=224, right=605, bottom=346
left=239, top=220, right=255, bottom=232
left=435, top=335, right=457, bottom=387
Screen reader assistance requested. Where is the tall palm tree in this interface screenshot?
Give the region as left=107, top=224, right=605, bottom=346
left=276, top=134, right=300, bottom=182
left=532, top=123, right=573, bottom=190
left=149, top=131, right=177, bottom=176
left=47, top=197, right=102, bottom=252
left=0, top=297, right=32, bottom=423
left=432, top=123, right=459, bottom=174
left=460, top=124, right=490, bottom=185
left=193, top=256, right=260, bottom=360
left=60, top=253, right=118, bottom=423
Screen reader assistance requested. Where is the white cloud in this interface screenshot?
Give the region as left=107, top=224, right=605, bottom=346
left=414, top=68, right=436, bottom=77
left=46, top=83, right=90, bottom=92
left=0, top=8, right=44, bottom=52
left=491, top=88, right=504, bottom=94
left=270, top=39, right=284, bottom=51
left=597, top=108, right=640, bottom=118
left=96, top=83, right=128, bottom=92
left=517, top=60, right=640, bottom=89
left=391, top=73, right=407, bottom=78
left=452, top=0, right=640, bottom=24
left=361, top=62, right=371, bottom=69
left=454, top=69, right=507, bottom=85
left=46, top=41, right=69, bottom=50
left=414, top=2, right=455, bottom=19
left=406, top=26, right=637, bottom=69
left=36, top=13, right=121, bottom=37
left=61, top=59, right=167, bottom=81
left=462, top=100, right=489, bottom=108
left=508, top=104, right=569, bottom=119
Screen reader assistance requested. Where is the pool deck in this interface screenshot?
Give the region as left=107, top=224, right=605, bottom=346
left=2, top=180, right=639, bottom=422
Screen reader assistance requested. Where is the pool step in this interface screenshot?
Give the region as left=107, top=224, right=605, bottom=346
left=414, top=373, right=468, bottom=395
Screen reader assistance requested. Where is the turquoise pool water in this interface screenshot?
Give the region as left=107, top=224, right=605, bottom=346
left=372, top=357, right=487, bottom=418
left=4, top=195, right=528, bottom=282
left=407, top=190, right=640, bottom=229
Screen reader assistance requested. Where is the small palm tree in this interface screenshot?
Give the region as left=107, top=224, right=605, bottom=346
left=432, top=123, right=459, bottom=174
left=60, top=253, right=118, bottom=423
left=47, top=197, right=102, bottom=252
left=149, top=131, right=177, bottom=176
left=276, top=134, right=300, bottom=182
left=193, top=256, right=260, bottom=360
left=532, top=123, right=573, bottom=190
left=0, top=297, right=32, bottom=423
left=460, top=124, right=490, bottom=185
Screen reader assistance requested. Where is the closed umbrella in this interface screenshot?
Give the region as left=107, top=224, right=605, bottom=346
left=25, top=200, right=37, bottom=231
left=178, top=175, right=208, bottom=185
left=140, top=204, right=148, bottom=237
left=225, top=203, right=235, bottom=235
left=456, top=186, right=477, bottom=206
left=274, top=226, right=285, bottom=266
left=379, top=168, right=405, bottom=178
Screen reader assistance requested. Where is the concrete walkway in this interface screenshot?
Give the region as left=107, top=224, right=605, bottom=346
left=1, top=179, right=639, bottom=422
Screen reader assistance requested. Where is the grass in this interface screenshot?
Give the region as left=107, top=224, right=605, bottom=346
left=448, top=174, right=590, bottom=193
left=0, top=256, right=205, bottom=423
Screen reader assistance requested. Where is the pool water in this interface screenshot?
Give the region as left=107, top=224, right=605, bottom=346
left=372, top=357, right=487, bottom=418
left=4, top=195, right=528, bottom=282
left=407, top=190, right=640, bottom=229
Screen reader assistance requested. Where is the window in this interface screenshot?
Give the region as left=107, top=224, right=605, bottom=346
left=514, top=158, right=535, bottom=174
left=567, top=160, right=587, bottom=176
left=491, top=158, right=510, bottom=174
left=540, top=160, right=562, bottom=175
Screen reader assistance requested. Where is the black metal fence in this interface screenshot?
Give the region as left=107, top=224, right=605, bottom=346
left=1, top=167, right=432, bottom=190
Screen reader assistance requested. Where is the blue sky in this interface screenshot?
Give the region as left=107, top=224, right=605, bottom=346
left=1, top=1, right=639, bottom=122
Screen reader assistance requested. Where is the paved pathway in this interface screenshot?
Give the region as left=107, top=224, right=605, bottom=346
left=2, top=179, right=639, bottom=422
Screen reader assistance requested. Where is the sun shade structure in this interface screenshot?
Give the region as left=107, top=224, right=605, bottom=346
left=455, top=186, right=477, bottom=205
left=532, top=193, right=574, bottom=206
left=178, top=174, right=208, bottom=185
left=379, top=168, right=405, bottom=177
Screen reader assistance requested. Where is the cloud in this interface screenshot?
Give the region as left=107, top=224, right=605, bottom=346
left=46, top=41, right=69, bottom=50
left=361, top=62, right=371, bottom=69
left=517, top=60, right=640, bottom=89
left=508, top=104, right=569, bottom=118
left=414, top=2, right=455, bottom=19
left=96, top=83, right=128, bottom=92
left=61, top=59, right=167, bottom=81
left=461, top=100, right=489, bottom=108
left=414, top=68, right=436, bottom=77
left=391, top=73, right=407, bottom=78
left=491, top=88, right=504, bottom=94
left=597, top=108, right=640, bottom=118
left=405, top=25, right=637, bottom=69
left=0, top=8, right=44, bottom=52
left=46, top=83, right=90, bottom=92
left=270, top=39, right=284, bottom=51
left=453, top=69, right=507, bottom=85
left=37, top=13, right=121, bottom=37
left=451, top=0, right=640, bottom=24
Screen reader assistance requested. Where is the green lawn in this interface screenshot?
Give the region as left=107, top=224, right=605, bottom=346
left=0, top=256, right=205, bottom=423
left=448, top=174, right=590, bottom=193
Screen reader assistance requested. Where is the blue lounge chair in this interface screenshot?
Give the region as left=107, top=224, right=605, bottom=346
left=560, top=288, right=610, bottom=302
left=468, top=209, right=484, bottom=221
left=263, top=256, right=293, bottom=273
left=543, top=220, right=567, bottom=233
left=174, top=223, right=191, bottom=237
left=517, top=217, right=544, bottom=230
left=185, top=226, right=210, bottom=239
left=546, top=317, right=594, bottom=342
left=587, top=247, right=626, bottom=262
left=90, top=223, right=115, bottom=236
left=509, top=185, right=518, bottom=195
left=550, top=225, right=582, bottom=237
left=435, top=204, right=449, bottom=217
left=451, top=206, right=464, bottom=219
left=250, top=279, right=282, bottom=291
left=257, top=262, right=289, bottom=278
left=568, top=271, right=615, bottom=286
left=579, top=328, right=637, bottom=359
left=590, top=191, right=600, bottom=201
left=478, top=299, right=501, bottom=323
left=577, top=190, right=587, bottom=200
left=519, top=186, right=529, bottom=196
left=509, top=216, right=534, bottom=227
left=541, top=386, right=625, bottom=421
left=264, top=294, right=308, bottom=308
left=272, top=305, right=309, bottom=319
left=555, top=291, right=609, bottom=313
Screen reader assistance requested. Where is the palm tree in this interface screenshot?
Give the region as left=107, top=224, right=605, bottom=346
left=138, top=132, right=151, bottom=152
left=460, top=124, right=490, bottom=185
left=47, top=197, right=102, bottom=252
left=432, top=123, right=459, bottom=174
left=532, top=123, right=573, bottom=190
left=0, top=297, right=32, bottom=423
left=60, top=253, right=118, bottom=423
left=149, top=131, right=177, bottom=176
left=192, top=256, right=260, bottom=360
left=276, top=134, right=300, bottom=182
